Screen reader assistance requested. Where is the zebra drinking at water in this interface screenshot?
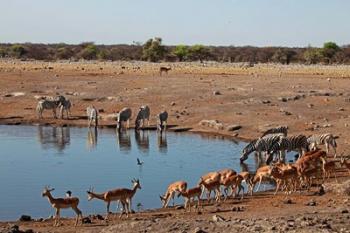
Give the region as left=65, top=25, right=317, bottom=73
left=86, top=106, right=98, bottom=127
left=117, top=107, right=132, bottom=131
left=135, top=105, right=150, bottom=130
left=59, top=99, right=71, bottom=119
left=307, top=133, right=338, bottom=157
left=266, top=134, right=309, bottom=164
left=157, top=111, right=168, bottom=131
left=240, top=133, right=284, bottom=162
left=261, top=126, right=288, bottom=137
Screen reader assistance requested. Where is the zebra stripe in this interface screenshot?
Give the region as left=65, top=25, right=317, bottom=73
left=36, top=99, right=60, bottom=119
left=261, top=126, right=288, bottom=137
left=59, top=99, right=71, bottom=119
left=86, top=106, right=98, bottom=127
left=307, top=133, right=338, bottom=156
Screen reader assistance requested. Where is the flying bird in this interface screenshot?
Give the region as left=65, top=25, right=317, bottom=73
left=137, top=158, right=144, bottom=166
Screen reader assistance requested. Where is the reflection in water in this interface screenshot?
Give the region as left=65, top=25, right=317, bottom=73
left=87, top=127, right=98, bottom=150
left=135, top=130, right=149, bottom=152
left=37, top=126, right=70, bottom=152
left=116, top=130, right=131, bottom=152
left=157, top=131, right=168, bottom=153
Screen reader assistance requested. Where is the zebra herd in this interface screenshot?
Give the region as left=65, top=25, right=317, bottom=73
left=35, top=95, right=168, bottom=131
left=240, top=126, right=338, bottom=164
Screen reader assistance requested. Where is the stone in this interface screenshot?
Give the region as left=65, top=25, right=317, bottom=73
left=341, top=209, right=349, bottom=214
left=226, top=125, right=242, bottom=131
left=170, top=102, right=176, bottom=106
left=19, top=215, right=32, bottom=222
left=194, top=227, right=207, bottom=233
left=213, top=90, right=222, bottom=95
left=212, top=214, right=225, bottom=222
left=283, top=199, right=293, bottom=204
left=305, top=200, right=317, bottom=206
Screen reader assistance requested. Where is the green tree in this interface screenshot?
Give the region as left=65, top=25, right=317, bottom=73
left=303, top=47, right=322, bottom=64
left=321, top=41, right=340, bottom=64
left=173, top=45, right=189, bottom=61
left=78, top=44, right=98, bottom=60
left=10, top=44, right=27, bottom=58
left=188, top=44, right=211, bottom=62
left=142, top=37, right=165, bottom=62
left=55, top=47, right=73, bottom=60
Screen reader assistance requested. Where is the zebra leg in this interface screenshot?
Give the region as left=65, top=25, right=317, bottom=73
left=326, top=143, right=330, bottom=155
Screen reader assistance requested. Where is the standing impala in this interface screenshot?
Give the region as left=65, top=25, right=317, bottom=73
left=87, top=179, right=141, bottom=219
left=160, top=181, right=187, bottom=208
left=42, top=186, right=83, bottom=227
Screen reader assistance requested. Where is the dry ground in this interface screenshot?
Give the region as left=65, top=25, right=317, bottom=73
left=0, top=60, right=350, bottom=232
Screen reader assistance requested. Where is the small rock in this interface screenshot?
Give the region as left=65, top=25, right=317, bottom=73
left=212, top=214, right=225, bottom=222
left=170, top=102, right=176, bottom=106
left=213, top=90, right=222, bottom=95
left=307, top=103, right=314, bottom=108
left=283, top=199, right=293, bottom=204
left=339, top=108, right=345, bottom=111
left=19, top=215, right=32, bottom=222
left=194, top=227, right=207, bottom=233
left=305, top=200, right=317, bottom=206
left=226, top=125, right=242, bottom=131
left=278, top=97, right=287, bottom=102
left=341, top=209, right=349, bottom=214
left=175, top=205, right=184, bottom=210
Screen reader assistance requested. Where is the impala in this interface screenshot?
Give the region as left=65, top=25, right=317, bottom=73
left=179, top=186, right=202, bottom=212
left=87, top=179, right=141, bottom=219
left=42, top=186, right=83, bottom=227
left=198, top=177, right=221, bottom=203
left=220, top=174, right=244, bottom=201
left=160, top=181, right=187, bottom=208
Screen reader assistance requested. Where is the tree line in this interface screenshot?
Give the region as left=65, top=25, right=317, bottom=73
left=1, top=38, right=349, bottom=64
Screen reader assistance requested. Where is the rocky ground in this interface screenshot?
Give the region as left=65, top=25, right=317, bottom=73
left=0, top=60, right=350, bottom=232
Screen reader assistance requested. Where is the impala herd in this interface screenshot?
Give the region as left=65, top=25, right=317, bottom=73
left=34, top=96, right=350, bottom=227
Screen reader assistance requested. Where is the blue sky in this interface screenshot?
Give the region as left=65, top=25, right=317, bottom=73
left=1, top=0, right=349, bottom=47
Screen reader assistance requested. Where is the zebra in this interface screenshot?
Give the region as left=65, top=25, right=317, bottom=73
left=266, top=135, right=309, bottom=164
left=59, top=99, right=71, bottom=119
left=261, top=126, right=288, bottom=137
left=86, top=106, right=98, bottom=127
left=240, top=134, right=284, bottom=162
left=307, top=133, right=338, bottom=157
left=117, top=107, right=132, bottom=131
left=36, top=99, right=60, bottom=119
left=157, top=111, right=168, bottom=131
left=135, top=105, right=150, bottom=130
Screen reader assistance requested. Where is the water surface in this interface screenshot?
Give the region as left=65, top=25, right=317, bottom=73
left=0, top=125, right=260, bottom=221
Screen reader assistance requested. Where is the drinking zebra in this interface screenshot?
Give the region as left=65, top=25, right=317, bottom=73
left=157, top=111, right=168, bottom=131
left=307, top=133, right=338, bottom=157
left=240, top=134, right=284, bottom=162
left=266, top=135, right=309, bottom=164
left=135, top=105, right=150, bottom=130
left=117, top=107, right=132, bottom=131
left=261, top=126, right=288, bottom=137
left=86, top=106, right=98, bottom=127
left=59, top=99, right=71, bottom=119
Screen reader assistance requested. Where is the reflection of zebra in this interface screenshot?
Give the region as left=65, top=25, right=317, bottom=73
left=157, top=111, right=168, bottom=131
left=240, top=134, right=284, bottom=162
left=86, top=106, right=98, bottom=127
left=266, top=135, right=309, bottom=163
left=262, top=126, right=288, bottom=137
left=37, top=126, right=70, bottom=151
left=36, top=100, right=60, bottom=119
left=135, top=105, right=150, bottom=129
left=59, top=99, right=71, bottom=119
left=87, top=127, right=98, bottom=150
left=307, top=133, right=338, bottom=157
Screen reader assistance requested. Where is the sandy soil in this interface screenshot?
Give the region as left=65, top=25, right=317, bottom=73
left=0, top=60, right=350, bottom=232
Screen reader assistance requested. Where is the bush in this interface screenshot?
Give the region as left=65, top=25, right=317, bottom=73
left=10, top=44, right=27, bottom=58
left=142, top=37, right=165, bottom=62
left=77, top=44, right=98, bottom=60
left=172, top=45, right=189, bottom=61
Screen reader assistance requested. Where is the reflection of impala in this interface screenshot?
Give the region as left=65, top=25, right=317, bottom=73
left=42, top=186, right=83, bottom=227
left=87, top=179, right=141, bottom=219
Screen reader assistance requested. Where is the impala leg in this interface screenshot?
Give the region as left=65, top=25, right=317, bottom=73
left=72, top=206, right=82, bottom=226
left=106, top=201, right=111, bottom=220
left=256, top=176, right=262, bottom=192
left=55, top=208, right=60, bottom=227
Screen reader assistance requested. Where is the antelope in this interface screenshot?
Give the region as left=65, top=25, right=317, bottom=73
left=42, top=186, right=82, bottom=227
left=198, top=171, right=221, bottom=199
left=322, top=159, right=341, bottom=181
left=239, top=171, right=253, bottom=195
left=179, top=186, right=202, bottom=212
left=220, top=174, right=244, bottom=200
left=87, top=179, right=141, bottom=219
left=160, top=181, right=187, bottom=208
left=117, top=107, right=132, bottom=131
left=218, top=168, right=237, bottom=182
left=270, top=164, right=298, bottom=195
left=159, top=66, right=171, bottom=76
left=252, top=165, right=273, bottom=193
left=198, top=178, right=221, bottom=203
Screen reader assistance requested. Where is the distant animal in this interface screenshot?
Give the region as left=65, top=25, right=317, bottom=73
left=157, top=111, right=168, bottom=131
left=261, top=126, right=288, bottom=137
left=160, top=181, right=187, bottom=208
left=117, top=108, right=132, bottom=131
left=307, top=133, right=338, bottom=157
left=59, top=98, right=71, bottom=119
left=136, top=158, right=144, bottom=165
left=159, top=67, right=171, bottom=76
left=42, top=186, right=82, bottom=227
left=135, top=105, right=150, bottom=129
left=86, top=106, right=98, bottom=127
left=36, top=99, right=60, bottom=119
